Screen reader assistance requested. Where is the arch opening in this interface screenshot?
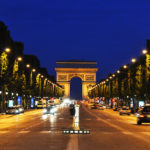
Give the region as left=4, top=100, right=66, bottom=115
left=70, top=77, right=82, bottom=100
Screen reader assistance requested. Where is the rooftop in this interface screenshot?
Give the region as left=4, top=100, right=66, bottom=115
left=56, top=60, right=97, bottom=68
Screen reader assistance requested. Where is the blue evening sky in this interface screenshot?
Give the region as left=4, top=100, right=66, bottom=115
left=1, top=0, right=150, bottom=81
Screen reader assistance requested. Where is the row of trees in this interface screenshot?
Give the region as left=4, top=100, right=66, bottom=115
left=0, top=22, right=64, bottom=112
left=88, top=40, right=150, bottom=106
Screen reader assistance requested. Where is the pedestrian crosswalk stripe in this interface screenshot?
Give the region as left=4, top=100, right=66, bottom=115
left=40, top=131, right=52, bottom=133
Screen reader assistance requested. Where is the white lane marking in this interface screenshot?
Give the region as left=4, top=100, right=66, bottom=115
left=59, top=118, right=64, bottom=120
left=0, top=131, right=9, bottom=134
left=122, top=131, right=132, bottom=135
left=40, top=131, right=52, bottom=134
left=18, top=131, right=30, bottom=134
left=66, top=135, right=78, bottom=150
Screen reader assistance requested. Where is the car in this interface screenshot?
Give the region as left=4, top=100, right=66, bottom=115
left=37, top=100, right=47, bottom=109
left=6, top=105, right=24, bottom=114
left=91, top=104, right=98, bottom=109
left=88, top=102, right=95, bottom=108
left=113, top=106, right=117, bottom=111
left=98, top=105, right=104, bottom=110
left=119, top=106, right=131, bottom=115
left=16, top=106, right=24, bottom=113
left=43, top=105, right=57, bottom=115
left=137, top=104, right=150, bottom=125
left=105, top=105, right=111, bottom=109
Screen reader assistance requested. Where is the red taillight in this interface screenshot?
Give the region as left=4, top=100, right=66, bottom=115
left=140, top=115, right=145, bottom=118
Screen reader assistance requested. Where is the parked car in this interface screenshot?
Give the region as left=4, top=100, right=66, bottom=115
left=119, top=106, right=131, bottom=115
left=6, top=105, right=24, bottom=114
left=137, top=104, right=150, bottom=125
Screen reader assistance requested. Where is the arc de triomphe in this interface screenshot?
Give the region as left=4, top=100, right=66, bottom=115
left=55, top=61, right=98, bottom=100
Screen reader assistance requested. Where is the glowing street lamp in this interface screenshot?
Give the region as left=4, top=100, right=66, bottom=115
left=131, top=58, right=136, bottom=63
left=26, top=64, right=30, bottom=68
left=123, top=65, right=127, bottom=69
left=5, top=48, right=11, bottom=53
left=112, top=74, right=115, bottom=77
left=142, top=49, right=148, bottom=55
left=17, top=57, right=22, bottom=62
left=32, top=69, right=36, bottom=72
left=117, top=70, right=120, bottom=74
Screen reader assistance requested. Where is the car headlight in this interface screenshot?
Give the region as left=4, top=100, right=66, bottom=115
left=50, top=109, right=55, bottom=113
left=15, top=110, right=19, bottom=113
left=54, top=107, right=57, bottom=112
left=43, top=109, right=47, bottom=113
left=136, top=113, right=140, bottom=117
left=19, top=108, right=23, bottom=112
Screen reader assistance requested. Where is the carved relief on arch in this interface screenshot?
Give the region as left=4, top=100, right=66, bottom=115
left=85, top=75, right=95, bottom=81
left=68, top=73, right=84, bottom=81
left=57, top=75, right=68, bottom=81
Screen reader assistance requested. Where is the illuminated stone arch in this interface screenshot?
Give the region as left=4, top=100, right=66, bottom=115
left=55, top=61, right=98, bottom=99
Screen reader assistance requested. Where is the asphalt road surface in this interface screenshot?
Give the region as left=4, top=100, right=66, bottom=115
left=0, top=104, right=150, bottom=150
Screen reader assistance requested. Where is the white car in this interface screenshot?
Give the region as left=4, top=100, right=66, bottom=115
left=98, top=105, right=104, bottom=110
left=119, top=107, right=131, bottom=115
left=6, top=105, right=24, bottom=114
